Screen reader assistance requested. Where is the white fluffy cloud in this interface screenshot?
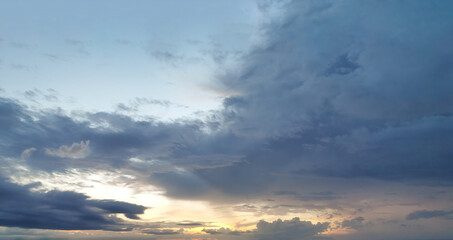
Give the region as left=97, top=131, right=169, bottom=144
left=45, top=140, right=90, bottom=159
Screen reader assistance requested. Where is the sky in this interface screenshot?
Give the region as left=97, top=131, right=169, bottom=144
left=1, top=0, right=453, bottom=239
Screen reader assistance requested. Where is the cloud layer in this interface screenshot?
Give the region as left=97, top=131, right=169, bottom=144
left=0, top=177, right=145, bottom=230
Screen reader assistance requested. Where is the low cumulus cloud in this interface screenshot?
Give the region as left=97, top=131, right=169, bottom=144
left=254, top=217, right=329, bottom=240
left=203, top=217, right=329, bottom=240
left=0, top=177, right=146, bottom=230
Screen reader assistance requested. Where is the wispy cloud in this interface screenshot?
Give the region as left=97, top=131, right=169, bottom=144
left=406, top=210, right=453, bottom=220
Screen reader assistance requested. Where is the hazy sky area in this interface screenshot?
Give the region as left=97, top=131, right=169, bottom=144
left=1, top=1, right=453, bottom=239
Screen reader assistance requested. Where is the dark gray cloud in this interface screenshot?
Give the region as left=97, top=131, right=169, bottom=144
left=406, top=210, right=453, bottom=220
left=142, top=228, right=182, bottom=235
left=0, top=177, right=146, bottom=230
left=341, top=217, right=365, bottom=229
left=89, top=199, right=146, bottom=220
left=202, top=227, right=245, bottom=235
left=211, top=0, right=453, bottom=184
left=149, top=169, right=210, bottom=198
left=0, top=97, right=250, bottom=199
left=0, top=97, right=235, bottom=172
left=324, top=53, right=360, bottom=76
left=176, top=222, right=203, bottom=227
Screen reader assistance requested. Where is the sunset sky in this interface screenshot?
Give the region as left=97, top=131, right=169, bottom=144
left=1, top=1, right=453, bottom=239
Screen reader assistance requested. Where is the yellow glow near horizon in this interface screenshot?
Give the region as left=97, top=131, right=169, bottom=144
left=6, top=163, right=351, bottom=239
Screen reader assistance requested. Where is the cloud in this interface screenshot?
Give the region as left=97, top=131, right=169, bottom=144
left=202, top=227, right=244, bottom=235
left=23, top=88, right=59, bottom=102
left=21, top=147, right=36, bottom=159
left=1, top=0, right=453, bottom=207
left=1, top=1, right=453, bottom=239
left=65, top=39, right=89, bottom=55
left=406, top=210, right=453, bottom=220
left=10, top=64, right=33, bottom=71
left=324, top=53, right=360, bottom=76
left=341, top=217, right=365, bottom=229
left=89, top=199, right=147, bottom=220
left=176, top=222, right=203, bottom=227
left=150, top=168, right=210, bottom=198
left=116, top=97, right=174, bottom=112
left=45, top=140, right=90, bottom=159
left=0, top=97, right=259, bottom=199
left=0, top=177, right=146, bottom=230
left=202, top=217, right=328, bottom=240
left=142, top=228, right=183, bottom=235
left=150, top=51, right=183, bottom=63
left=212, top=0, right=453, bottom=183
left=253, top=217, right=329, bottom=240
left=0, top=97, right=238, bottom=173
left=9, top=42, right=31, bottom=49
left=149, top=50, right=187, bottom=68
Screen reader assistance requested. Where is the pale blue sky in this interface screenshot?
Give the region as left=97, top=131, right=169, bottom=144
left=0, top=0, right=266, bottom=119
